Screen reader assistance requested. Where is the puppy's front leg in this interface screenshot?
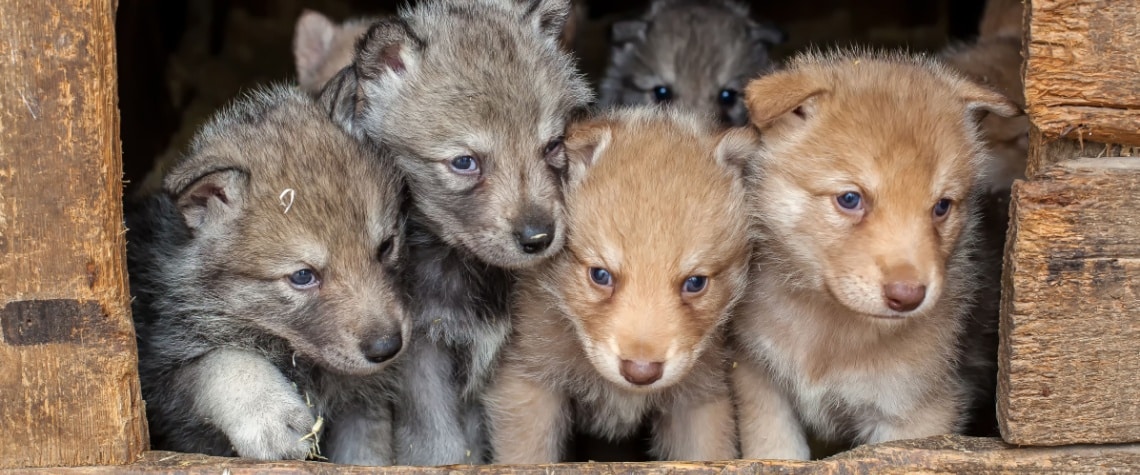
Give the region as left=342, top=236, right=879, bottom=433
left=393, top=340, right=468, bottom=466
left=862, top=394, right=960, bottom=444
left=733, top=357, right=810, bottom=460
left=324, top=398, right=394, bottom=466
left=653, top=387, right=737, bottom=461
left=484, top=363, right=569, bottom=464
left=187, top=348, right=316, bottom=460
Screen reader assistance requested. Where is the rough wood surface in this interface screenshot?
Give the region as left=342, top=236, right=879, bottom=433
left=1027, top=126, right=1140, bottom=178
left=0, top=0, right=147, bottom=469
left=999, top=157, right=1140, bottom=446
left=1024, top=0, right=1140, bottom=146
left=5, top=437, right=1140, bottom=475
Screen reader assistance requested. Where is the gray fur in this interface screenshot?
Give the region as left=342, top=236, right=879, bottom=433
left=599, top=0, right=783, bottom=126
left=317, top=0, right=592, bottom=466
left=128, top=85, right=408, bottom=465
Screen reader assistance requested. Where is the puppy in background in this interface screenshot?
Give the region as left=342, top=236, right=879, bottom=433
left=128, top=85, right=408, bottom=465
left=485, top=107, right=756, bottom=463
left=732, top=50, right=1020, bottom=460
left=293, top=10, right=375, bottom=95
left=599, top=0, right=784, bottom=126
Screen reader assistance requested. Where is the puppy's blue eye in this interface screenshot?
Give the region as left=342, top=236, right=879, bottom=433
left=589, top=267, right=613, bottom=287
left=652, top=85, right=673, bottom=103
left=836, top=191, right=863, bottom=210
left=288, top=269, right=319, bottom=289
left=683, top=276, right=708, bottom=294
left=718, top=88, right=739, bottom=106
left=933, top=198, right=953, bottom=218
left=450, top=155, right=480, bottom=175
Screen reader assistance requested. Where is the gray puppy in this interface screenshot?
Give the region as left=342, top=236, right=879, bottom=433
left=599, top=0, right=783, bottom=126
left=318, top=0, right=592, bottom=466
left=128, top=85, right=408, bottom=465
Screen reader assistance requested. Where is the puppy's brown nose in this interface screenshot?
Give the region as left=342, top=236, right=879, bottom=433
left=884, top=282, right=926, bottom=312
left=619, top=360, right=663, bottom=386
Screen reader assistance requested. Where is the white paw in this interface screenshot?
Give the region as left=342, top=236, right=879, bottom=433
left=226, top=395, right=318, bottom=461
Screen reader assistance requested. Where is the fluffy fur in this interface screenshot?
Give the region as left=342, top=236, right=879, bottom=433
left=293, top=10, right=375, bottom=95
left=599, top=0, right=783, bottom=126
left=731, top=50, right=1019, bottom=459
left=317, top=0, right=593, bottom=465
left=485, top=107, right=756, bottom=463
left=128, top=85, right=408, bottom=465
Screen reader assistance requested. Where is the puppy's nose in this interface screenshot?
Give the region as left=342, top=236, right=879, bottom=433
left=884, top=282, right=927, bottom=312
left=619, top=360, right=664, bottom=386
left=361, top=333, right=403, bottom=363
left=515, top=222, right=555, bottom=254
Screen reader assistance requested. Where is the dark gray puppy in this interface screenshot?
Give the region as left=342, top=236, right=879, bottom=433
left=318, top=0, right=592, bottom=466
left=128, top=85, right=408, bottom=465
left=599, top=0, right=784, bottom=126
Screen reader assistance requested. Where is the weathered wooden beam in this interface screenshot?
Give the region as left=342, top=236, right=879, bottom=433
left=1024, top=0, right=1140, bottom=146
left=4, top=437, right=1140, bottom=474
left=0, top=0, right=147, bottom=469
left=999, top=157, right=1140, bottom=446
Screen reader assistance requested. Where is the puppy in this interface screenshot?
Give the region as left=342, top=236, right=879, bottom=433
left=485, top=107, right=756, bottom=463
left=318, top=0, right=593, bottom=465
left=732, top=50, right=1020, bottom=460
left=293, top=10, right=375, bottom=95
left=128, top=85, right=408, bottom=465
left=599, top=0, right=784, bottom=126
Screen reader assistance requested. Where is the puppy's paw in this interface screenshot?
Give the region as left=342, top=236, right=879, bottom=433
left=226, top=394, right=318, bottom=460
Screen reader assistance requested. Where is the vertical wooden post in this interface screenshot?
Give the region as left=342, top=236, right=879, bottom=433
left=0, top=0, right=147, bottom=468
left=998, top=0, right=1140, bottom=446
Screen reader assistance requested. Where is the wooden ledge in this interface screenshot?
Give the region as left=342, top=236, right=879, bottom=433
left=6, top=436, right=1140, bottom=474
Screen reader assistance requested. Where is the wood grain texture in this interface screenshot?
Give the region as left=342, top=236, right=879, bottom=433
left=0, top=0, right=147, bottom=469
left=1024, top=0, right=1140, bottom=145
left=999, top=157, right=1140, bottom=446
left=5, top=437, right=1140, bottom=475
left=1027, top=126, right=1140, bottom=178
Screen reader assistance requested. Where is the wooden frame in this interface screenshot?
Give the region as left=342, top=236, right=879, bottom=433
left=0, top=0, right=1137, bottom=472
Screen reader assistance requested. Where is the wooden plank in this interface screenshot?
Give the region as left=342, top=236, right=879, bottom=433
left=999, top=157, right=1140, bottom=446
left=5, top=437, right=1140, bottom=474
left=0, top=0, right=147, bottom=469
left=1026, top=126, right=1140, bottom=178
left=1024, top=0, right=1140, bottom=145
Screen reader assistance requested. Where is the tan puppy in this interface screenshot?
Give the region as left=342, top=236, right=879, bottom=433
left=293, top=10, right=374, bottom=95
left=732, top=50, right=1019, bottom=460
left=485, top=107, right=756, bottom=463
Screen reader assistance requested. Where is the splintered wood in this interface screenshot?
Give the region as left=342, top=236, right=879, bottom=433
left=0, top=0, right=147, bottom=469
left=1024, top=0, right=1140, bottom=146
left=999, top=158, right=1140, bottom=446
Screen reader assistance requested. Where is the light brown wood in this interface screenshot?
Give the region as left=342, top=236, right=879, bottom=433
left=5, top=437, right=1140, bottom=474
left=1026, top=126, right=1140, bottom=179
left=999, top=157, right=1140, bottom=446
left=0, top=0, right=147, bottom=469
left=1024, top=0, right=1140, bottom=146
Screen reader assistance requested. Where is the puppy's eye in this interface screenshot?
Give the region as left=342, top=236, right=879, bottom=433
left=543, top=136, right=564, bottom=157
left=836, top=191, right=863, bottom=211
left=652, top=85, right=673, bottom=103
left=377, top=237, right=394, bottom=261
left=933, top=198, right=953, bottom=219
left=717, top=88, right=739, bottom=106
left=682, top=275, right=708, bottom=295
left=449, top=155, right=480, bottom=175
left=589, top=267, right=613, bottom=287
left=288, top=269, right=320, bottom=290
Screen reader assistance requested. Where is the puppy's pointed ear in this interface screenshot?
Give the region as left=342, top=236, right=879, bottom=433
left=317, top=66, right=365, bottom=140
left=164, top=161, right=249, bottom=232
left=523, top=0, right=572, bottom=42
left=744, top=70, right=828, bottom=132
left=293, top=10, right=337, bottom=91
left=355, top=18, right=420, bottom=92
left=563, top=120, right=611, bottom=190
left=714, top=127, right=763, bottom=179
left=957, top=80, right=1022, bottom=118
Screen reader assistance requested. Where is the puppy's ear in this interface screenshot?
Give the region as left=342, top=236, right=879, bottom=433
left=523, top=0, right=573, bottom=42
left=563, top=120, right=611, bottom=190
left=164, top=161, right=249, bottom=232
left=744, top=70, right=828, bottom=132
left=714, top=127, right=763, bottom=180
left=958, top=80, right=1022, bottom=118
left=355, top=18, right=420, bottom=97
left=317, top=66, right=365, bottom=141
left=293, top=10, right=337, bottom=92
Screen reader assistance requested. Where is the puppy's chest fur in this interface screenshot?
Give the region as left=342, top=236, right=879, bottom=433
left=403, top=218, right=513, bottom=396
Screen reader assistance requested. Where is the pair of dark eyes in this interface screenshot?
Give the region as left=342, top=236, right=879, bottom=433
left=650, top=85, right=739, bottom=106
left=835, top=192, right=954, bottom=218
left=588, top=267, right=708, bottom=294
left=448, top=137, right=565, bottom=176
left=285, top=238, right=395, bottom=290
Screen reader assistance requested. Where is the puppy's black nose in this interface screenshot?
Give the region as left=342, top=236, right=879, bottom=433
left=361, top=333, right=403, bottom=363
left=515, top=223, right=555, bottom=254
